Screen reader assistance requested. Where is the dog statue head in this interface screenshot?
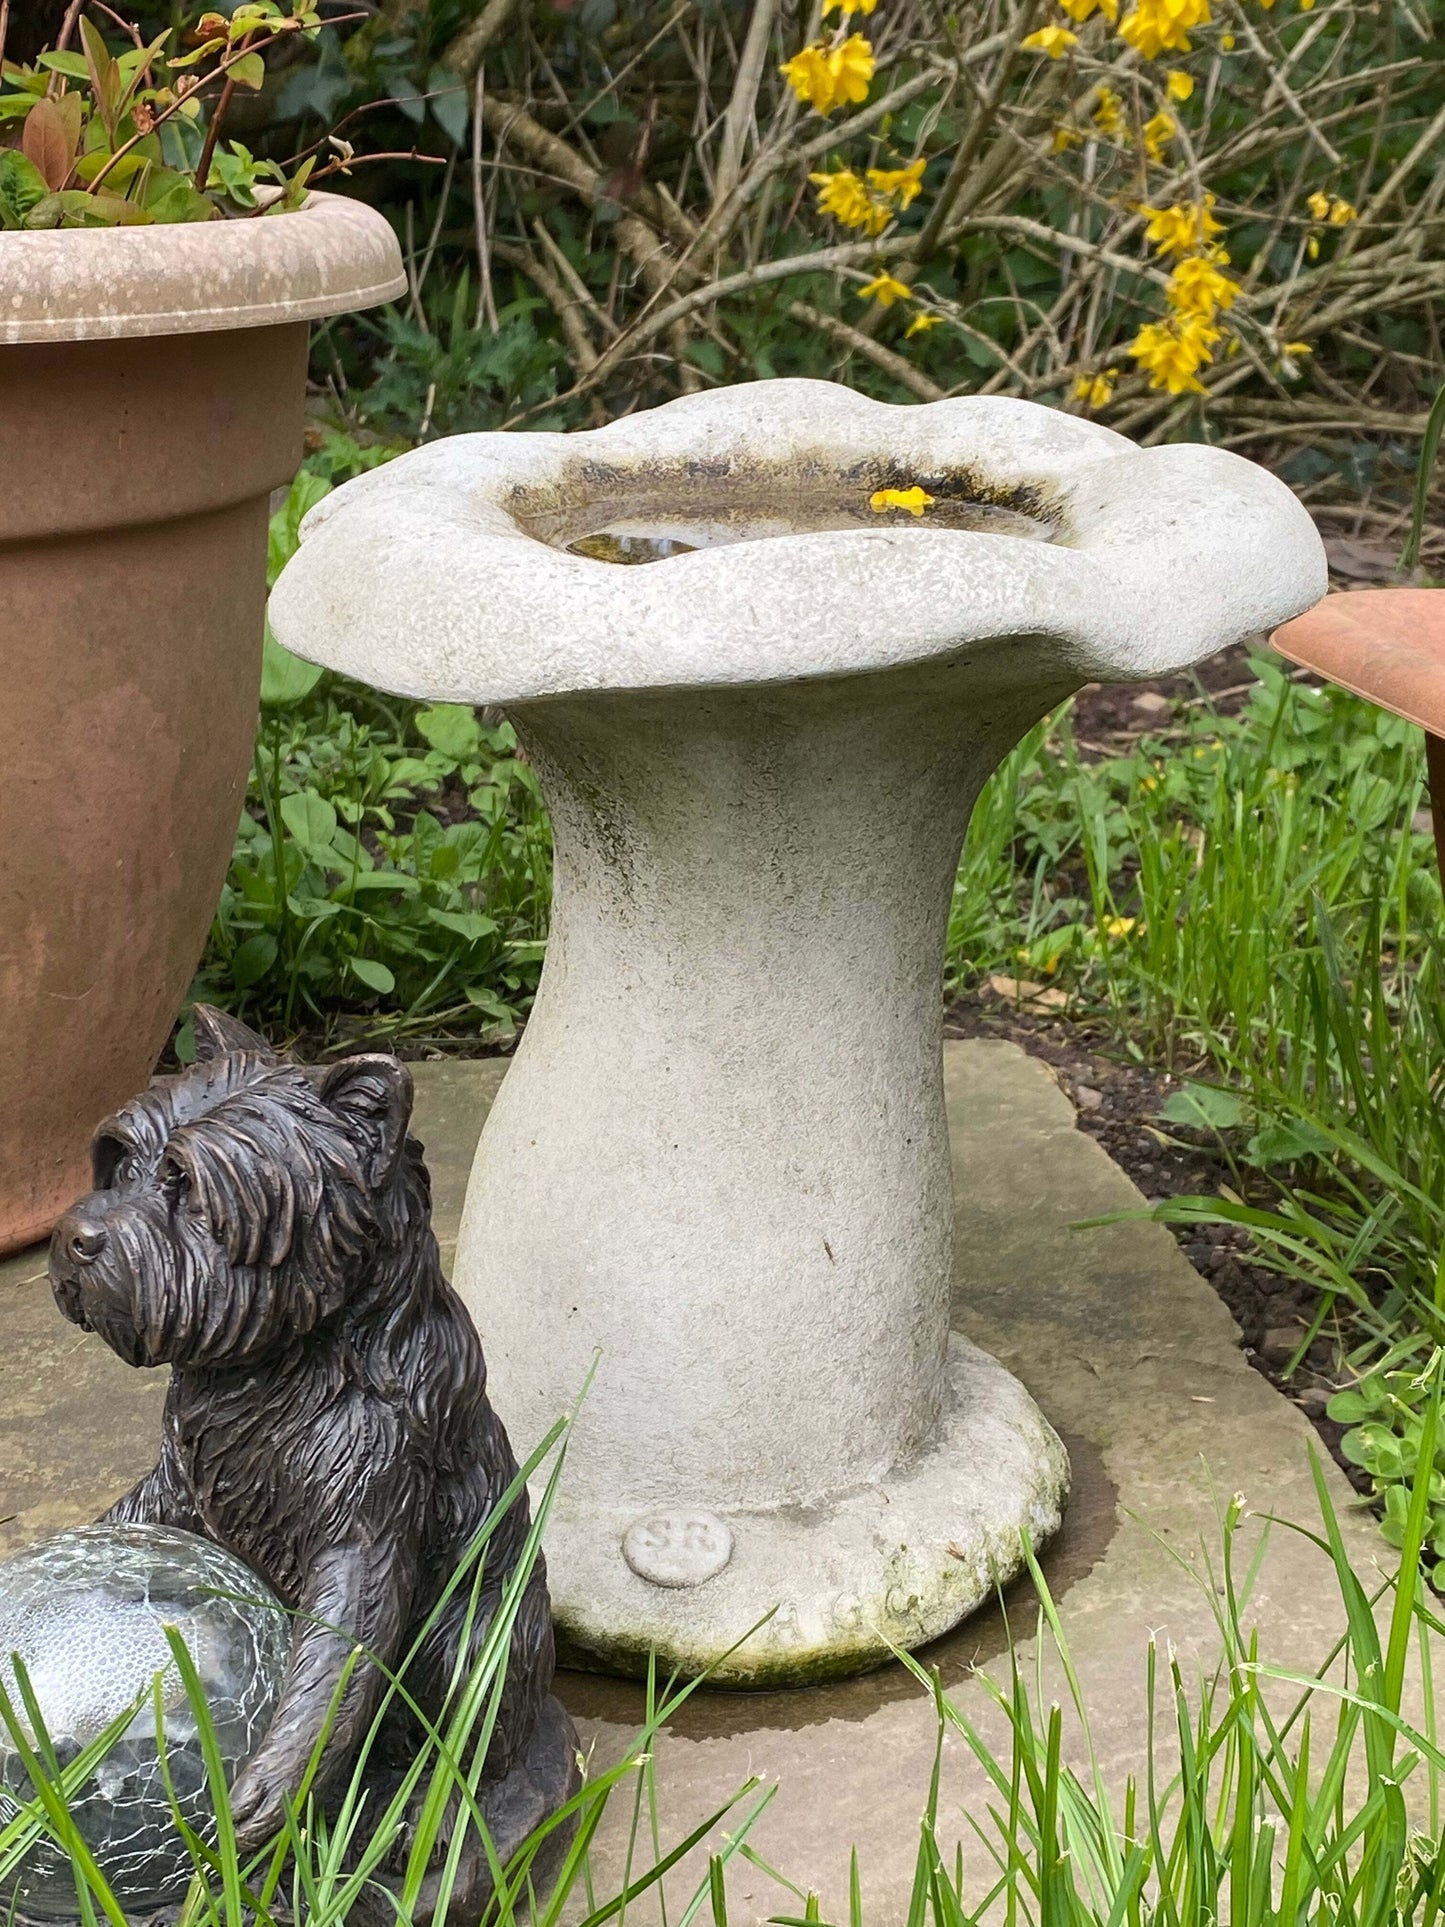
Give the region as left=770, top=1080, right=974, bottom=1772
left=50, top=1008, right=416, bottom=1370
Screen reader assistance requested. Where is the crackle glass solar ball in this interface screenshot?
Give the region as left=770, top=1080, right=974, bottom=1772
left=0, top=1524, right=288, bottom=1921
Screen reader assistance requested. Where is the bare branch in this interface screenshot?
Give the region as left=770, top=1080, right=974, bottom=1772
left=789, top=298, right=946, bottom=400
left=443, top=0, right=522, bottom=84
left=714, top=0, right=781, bottom=209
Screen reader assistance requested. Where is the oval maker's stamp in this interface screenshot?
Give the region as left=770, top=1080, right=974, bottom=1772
left=622, top=1511, right=734, bottom=1589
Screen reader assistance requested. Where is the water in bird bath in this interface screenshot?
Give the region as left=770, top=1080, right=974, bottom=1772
left=561, top=497, right=1054, bottom=564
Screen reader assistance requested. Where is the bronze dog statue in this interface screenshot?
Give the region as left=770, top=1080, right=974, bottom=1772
left=49, top=1006, right=578, bottom=1920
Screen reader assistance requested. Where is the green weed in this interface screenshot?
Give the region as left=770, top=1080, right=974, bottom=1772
left=195, top=457, right=551, bottom=1053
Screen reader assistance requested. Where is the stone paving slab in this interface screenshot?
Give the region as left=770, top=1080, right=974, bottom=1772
left=0, top=1042, right=1400, bottom=1919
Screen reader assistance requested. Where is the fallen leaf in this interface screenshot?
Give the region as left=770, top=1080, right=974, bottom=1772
left=1323, top=535, right=1402, bottom=584
left=986, top=974, right=1068, bottom=1010
left=987, top=973, right=1043, bottom=999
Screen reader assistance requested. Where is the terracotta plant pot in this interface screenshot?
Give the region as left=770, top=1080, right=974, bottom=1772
left=0, top=194, right=404, bottom=1255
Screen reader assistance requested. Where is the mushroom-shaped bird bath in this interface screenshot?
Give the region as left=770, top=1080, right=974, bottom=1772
left=271, top=381, right=1325, bottom=1686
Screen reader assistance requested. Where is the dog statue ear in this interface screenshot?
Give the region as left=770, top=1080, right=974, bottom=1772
left=191, top=1005, right=277, bottom=1064
left=315, top=1055, right=414, bottom=1186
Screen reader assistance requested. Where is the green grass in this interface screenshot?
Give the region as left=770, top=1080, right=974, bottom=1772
left=948, top=652, right=1445, bottom=1548
left=4, top=1374, right=1445, bottom=1926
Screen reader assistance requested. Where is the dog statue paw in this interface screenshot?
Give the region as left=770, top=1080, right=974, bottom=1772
left=49, top=1007, right=580, bottom=1923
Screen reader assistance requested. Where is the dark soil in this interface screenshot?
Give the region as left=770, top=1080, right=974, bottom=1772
left=1068, top=637, right=1267, bottom=756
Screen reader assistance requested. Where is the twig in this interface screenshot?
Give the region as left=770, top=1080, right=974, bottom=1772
left=84, top=0, right=143, bottom=48
left=1360, top=97, right=1445, bottom=227
left=713, top=0, right=780, bottom=210
left=442, top=0, right=522, bottom=84
left=1231, top=2, right=1342, bottom=167
left=533, top=218, right=618, bottom=337
left=409, top=148, right=457, bottom=320
left=492, top=238, right=597, bottom=374
left=788, top=298, right=946, bottom=401
left=472, top=69, right=498, bottom=331
left=544, top=235, right=917, bottom=406
left=53, top=0, right=84, bottom=51
left=953, top=212, right=1170, bottom=291
left=913, top=3, right=1040, bottom=258
left=304, top=147, right=446, bottom=187
left=193, top=68, right=240, bottom=193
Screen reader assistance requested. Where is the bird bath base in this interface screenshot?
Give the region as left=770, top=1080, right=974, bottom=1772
left=270, top=380, right=1327, bottom=1688
left=550, top=1336, right=1065, bottom=1686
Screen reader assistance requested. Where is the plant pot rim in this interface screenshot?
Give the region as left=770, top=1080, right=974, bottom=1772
left=270, top=377, right=1328, bottom=704
left=0, top=189, right=405, bottom=345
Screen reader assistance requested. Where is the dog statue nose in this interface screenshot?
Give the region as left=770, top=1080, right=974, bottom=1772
left=55, top=1207, right=108, bottom=1266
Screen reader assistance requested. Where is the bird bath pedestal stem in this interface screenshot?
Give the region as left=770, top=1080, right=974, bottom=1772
left=271, top=381, right=1326, bottom=1686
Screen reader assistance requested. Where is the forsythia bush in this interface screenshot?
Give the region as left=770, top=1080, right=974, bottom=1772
left=281, top=0, right=1443, bottom=462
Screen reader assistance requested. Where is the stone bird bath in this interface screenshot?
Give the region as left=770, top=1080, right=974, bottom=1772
left=270, top=380, right=1326, bottom=1686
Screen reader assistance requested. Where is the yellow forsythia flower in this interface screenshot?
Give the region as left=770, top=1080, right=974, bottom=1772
left=867, top=157, right=927, bottom=210
left=1140, top=195, right=1222, bottom=257
left=1092, top=85, right=1126, bottom=139
left=1166, top=252, right=1240, bottom=317
left=822, top=0, right=877, bottom=12
left=810, top=167, right=890, bottom=234
left=1128, top=313, right=1220, bottom=393
left=1101, top=916, right=1138, bottom=939
left=1072, top=368, right=1119, bottom=408
left=1119, top=0, right=1211, bottom=60
left=1021, top=23, right=1080, bottom=54
left=870, top=487, right=936, bottom=515
left=780, top=45, right=834, bottom=112
left=830, top=31, right=876, bottom=106
left=1307, top=189, right=1356, bottom=227
left=1221, top=30, right=1235, bottom=45
left=905, top=312, right=943, bottom=336
left=811, top=160, right=924, bottom=234
left=858, top=270, right=913, bottom=307
left=1059, top=0, right=1119, bottom=20
left=1166, top=68, right=1194, bottom=99
left=1053, top=123, right=1083, bottom=151
left=1283, top=340, right=1312, bottom=355
left=780, top=33, right=875, bottom=115
left=1143, top=111, right=1176, bottom=162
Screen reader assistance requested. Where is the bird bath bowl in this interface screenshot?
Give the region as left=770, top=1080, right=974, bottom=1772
left=270, top=380, right=1326, bottom=1686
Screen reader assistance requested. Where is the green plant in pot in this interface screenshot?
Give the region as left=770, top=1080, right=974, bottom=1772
left=0, top=4, right=314, bottom=229
left=0, top=1, right=405, bottom=1255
